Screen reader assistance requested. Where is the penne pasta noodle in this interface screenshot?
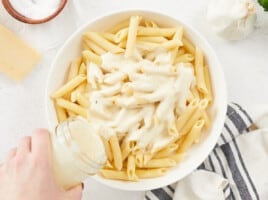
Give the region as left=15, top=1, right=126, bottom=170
left=136, top=41, right=159, bottom=51
left=67, top=57, right=81, bottom=81
left=180, top=99, right=208, bottom=136
left=182, top=37, right=195, bottom=55
left=54, top=102, right=68, bottom=123
left=76, top=92, right=89, bottom=108
left=191, top=85, right=200, bottom=100
left=137, top=36, right=167, bottom=43
left=143, top=152, right=153, bottom=165
left=204, top=64, right=213, bottom=103
left=176, top=99, right=199, bottom=131
left=127, top=154, right=137, bottom=180
left=104, top=160, right=114, bottom=169
left=202, top=111, right=211, bottom=129
left=135, top=152, right=144, bottom=168
left=82, top=50, right=102, bottom=66
left=162, top=39, right=183, bottom=49
left=125, top=16, right=141, bottom=58
left=144, top=158, right=176, bottom=168
left=100, top=169, right=129, bottom=181
left=100, top=32, right=116, bottom=43
left=109, top=135, right=123, bottom=170
left=67, top=110, right=76, bottom=118
left=144, top=20, right=159, bottom=28
left=175, top=53, right=194, bottom=64
left=102, top=136, right=113, bottom=163
left=118, top=40, right=127, bottom=49
left=137, top=27, right=177, bottom=38
left=154, top=143, right=178, bottom=159
left=114, top=28, right=129, bottom=43
left=51, top=74, right=86, bottom=98
left=195, top=47, right=208, bottom=95
left=170, top=153, right=185, bottom=163
left=70, top=82, right=87, bottom=102
left=83, top=38, right=106, bottom=55
left=78, top=63, right=87, bottom=75
left=85, top=32, right=124, bottom=54
left=108, top=19, right=130, bottom=33
left=136, top=168, right=168, bottom=179
left=170, top=47, right=178, bottom=65
left=178, top=119, right=205, bottom=153
left=177, top=48, right=186, bottom=57
left=121, top=141, right=132, bottom=161
left=56, top=98, right=88, bottom=118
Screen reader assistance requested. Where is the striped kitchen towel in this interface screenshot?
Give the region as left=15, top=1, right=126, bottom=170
left=144, top=103, right=268, bottom=200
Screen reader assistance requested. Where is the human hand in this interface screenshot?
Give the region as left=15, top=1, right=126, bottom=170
left=0, top=129, right=83, bottom=200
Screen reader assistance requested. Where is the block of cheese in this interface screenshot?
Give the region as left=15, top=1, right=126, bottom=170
left=0, top=24, right=41, bottom=82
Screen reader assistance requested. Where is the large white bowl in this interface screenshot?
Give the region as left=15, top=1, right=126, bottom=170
left=46, top=10, right=227, bottom=191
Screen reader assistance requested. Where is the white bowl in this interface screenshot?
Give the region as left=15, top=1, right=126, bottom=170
left=46, top=10, right=227, bottom=191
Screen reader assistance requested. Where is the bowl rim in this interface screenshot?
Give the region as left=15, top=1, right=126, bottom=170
left=45, top=9, right=227, bottom=191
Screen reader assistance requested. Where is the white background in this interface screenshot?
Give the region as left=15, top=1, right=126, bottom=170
left=0, top=0, right=268, bottom=199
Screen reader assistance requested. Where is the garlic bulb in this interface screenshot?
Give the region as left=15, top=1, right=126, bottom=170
left=207, top=0, right=257, bottom=40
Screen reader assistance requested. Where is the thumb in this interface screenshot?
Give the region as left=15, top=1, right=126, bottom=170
left=65, top=183, right=83, bottom=200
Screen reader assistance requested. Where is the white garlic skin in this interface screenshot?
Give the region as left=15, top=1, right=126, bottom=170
left=207, top=0, right=257, bottom=40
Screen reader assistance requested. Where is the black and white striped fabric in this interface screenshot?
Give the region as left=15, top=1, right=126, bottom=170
left=144, top=103, right=260, bottom=200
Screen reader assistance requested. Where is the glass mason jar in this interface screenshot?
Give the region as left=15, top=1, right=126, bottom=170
left=51, top=117, right=107, bottom=190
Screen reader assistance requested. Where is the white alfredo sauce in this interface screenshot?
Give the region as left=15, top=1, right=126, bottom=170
left=86, top=51, right=195, bottom=153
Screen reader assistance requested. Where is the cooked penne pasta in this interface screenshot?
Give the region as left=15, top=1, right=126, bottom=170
left=144, top=158, right=176, bottom=168
left=176, top=99, right=199, bottom=131
left=144, top=20, right=159, bottom=28
left=204, top=64, right=213, bottom=103
left=108, top=19, right=129, bottom=33
left=178, top=119, right=205, bottom=153
left=78, top=63, right=87, bottom=75
left=136, top=168, right=168, bottom=179
left=82, top=50, right=102, bottom=66
left=67, top=57, right=81, bottom=81
left=127, top=155, right=137, bottom=180
left=175, top=53, right=194, bottom=64
left=100, top=32, right=116, bottom=43
left=137, top=27, right=176, bottom=38
left=137, top=36, right=167, bottom=43
left=85, top=32, right=124, bottom=54
left=170, top=153, right=185, bottom=163
left=180, top=99, right=208, bottom=135
left=100, top=169, right=129, bottom=180
left=182, top=37, right=195, bottom=54
left=83, top=38, right=106, bottom=55
left=109, top=135, right=123, bottom=170
left=125, top=16, right=141, bottom=58
left=55, top=102, right=68, bottom=123
left=76, top=92, right=89, bottom=108
left=70, top=82, right=87, bottom=102
left=195, top=47, right=208, bottom=95
left=121, top=141, right=132, bottom=161
left=202, top=111, right=211, bottom=129
left=102, top=136, right=113, bottom=163
left=56, top=98, right=88, bottom=118
left=51, top=74, right=86, bottom=98
left=154, top=143, right=178, bottom=159
left=52, top=16, right=214, bottom=182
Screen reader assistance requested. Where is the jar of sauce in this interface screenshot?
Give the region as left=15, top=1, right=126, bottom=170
left=51, top=117, right=107, bottom=189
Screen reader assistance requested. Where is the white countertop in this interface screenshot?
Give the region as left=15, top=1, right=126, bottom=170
left=0, top=0, right=267, bottom=199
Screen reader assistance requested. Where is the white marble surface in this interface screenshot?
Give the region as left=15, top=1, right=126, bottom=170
left=0, top=0, right=267, bottom=199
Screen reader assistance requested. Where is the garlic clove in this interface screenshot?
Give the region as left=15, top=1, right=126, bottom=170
left=207, top=0, right=257, bottom=40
